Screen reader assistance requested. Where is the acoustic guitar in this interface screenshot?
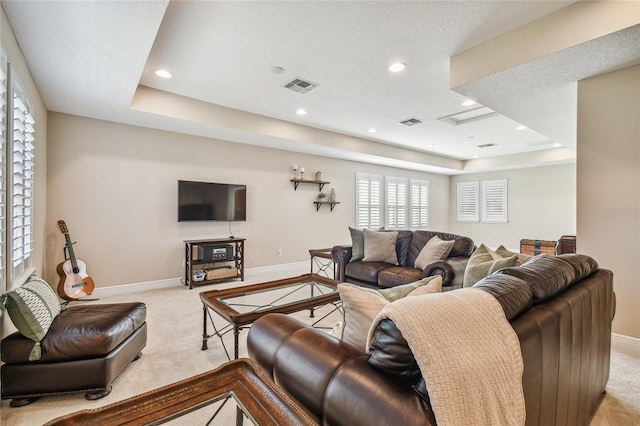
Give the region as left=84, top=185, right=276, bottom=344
left=56, top=220, right=95, bottom=300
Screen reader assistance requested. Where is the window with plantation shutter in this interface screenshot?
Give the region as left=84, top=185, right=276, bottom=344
left=482, top=179, right=508, bottom=223
left=355, top=173, right=382, bottom=229
left=457, top=181, right=479, bottom=222
left=0, top=49, right=7, bottom=291
left=386, top=177, right=407, bottom=229
left=10, top=76, right=35, bottom=284
left=410, top=179, right=429, bottom=229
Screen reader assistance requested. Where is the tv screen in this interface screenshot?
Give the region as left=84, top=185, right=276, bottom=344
left=178, top=180, right=247, bottom=222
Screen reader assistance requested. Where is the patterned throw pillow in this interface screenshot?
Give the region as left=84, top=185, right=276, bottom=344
left=0, top=275, right=62, bottom=360
left=463, top=244, right=518, bottom=287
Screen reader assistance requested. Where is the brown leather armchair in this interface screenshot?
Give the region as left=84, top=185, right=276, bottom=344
left=1, top=302, right=147, bottom=406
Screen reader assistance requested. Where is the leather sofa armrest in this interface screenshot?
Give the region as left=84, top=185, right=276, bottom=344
left=331, top=245, right=352, bottom=282
left=247, top=313, right=362, bottom=419
left=423, top=256, right=470, bottom=288
left=247, top=313, right=436, bottom=426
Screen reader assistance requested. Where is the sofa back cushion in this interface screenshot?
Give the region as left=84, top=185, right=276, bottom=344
left=472, top=274, right=533, bottom=320
left=497, top=254, right=598, bottom=303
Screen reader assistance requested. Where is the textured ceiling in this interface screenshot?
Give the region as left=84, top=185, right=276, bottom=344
left=2, top=0, right=638, bottom=174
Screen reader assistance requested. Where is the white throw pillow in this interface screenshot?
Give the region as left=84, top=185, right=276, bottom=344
left=338, top=276, right=443, bottom=351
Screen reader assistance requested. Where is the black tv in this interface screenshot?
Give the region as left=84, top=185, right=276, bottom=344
left=178, top=180, right=247, bottom=222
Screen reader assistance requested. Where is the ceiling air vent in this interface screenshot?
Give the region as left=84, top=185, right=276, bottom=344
left=477, top=143, right=497, bottom=148
left=398, top=118, right=424, bottom=127
left=283, top=78, right=319, bottom=94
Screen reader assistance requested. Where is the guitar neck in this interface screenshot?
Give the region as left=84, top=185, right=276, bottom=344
left=64, top=233, right=79, bottom=272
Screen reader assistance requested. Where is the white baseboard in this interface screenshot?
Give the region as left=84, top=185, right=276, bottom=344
left=611, top=333, right=640, bottom=359
left=92, top=261, right=308, bottom=298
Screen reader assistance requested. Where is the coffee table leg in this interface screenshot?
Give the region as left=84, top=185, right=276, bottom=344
left=202, top=304, right=209, bottom=350
left=234, top=326, right=240, bottom=359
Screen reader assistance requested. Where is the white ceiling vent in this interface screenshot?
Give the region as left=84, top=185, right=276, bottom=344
left=283, top=77, right=319, bottom=94
left=477, top=143, right=497, bottom=148
left=398, top=117, right=424, bottom=127
left=437, top=106, right=498, bottom=126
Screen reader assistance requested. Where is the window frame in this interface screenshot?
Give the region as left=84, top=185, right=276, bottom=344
left=355, top=172, right=383, bottom=229
left=409, top=179, right=430, bottom=229
left=456, top=181, right=480, bottom=222
left=385, top=176, right=408, bottom=229
left=481, top=179, right=508, bottom=223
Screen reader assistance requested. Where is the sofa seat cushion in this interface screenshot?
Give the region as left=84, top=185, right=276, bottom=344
left=1, top=302, right=146, bottom=364
left=378, top=267, right=423, bottom=288
left=345, top=261, right=392, bottom=284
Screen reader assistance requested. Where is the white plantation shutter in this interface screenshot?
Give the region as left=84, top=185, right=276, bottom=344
left=410, top=179, right=429, bottom=229
left=482, top=179, right=508, bottom=223
left=0, top=50, right=6, bottom=290
left=386, top=177, right=407, bottom=229
left=356, top=173, right=382, bottom=229
left=10, top=76, right=35, bottom=283
left=457, top=181, right=479, bottom=222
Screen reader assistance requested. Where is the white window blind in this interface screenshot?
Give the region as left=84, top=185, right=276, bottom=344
left=10, top=76, right=35, bottom=283
left=410, top=179, right=429, bottom=229
left=0, top=50, right=7, bottom=291
left=457, top=181, right=479, bottom=222
left=385, top=177, right=407, bottom=229
left=355, top=173, right=382, bottom=229
left=482, top=179, right=508, bottom=223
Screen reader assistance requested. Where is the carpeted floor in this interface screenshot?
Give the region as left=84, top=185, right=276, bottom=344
left=2, top=265, right=639, bottom=425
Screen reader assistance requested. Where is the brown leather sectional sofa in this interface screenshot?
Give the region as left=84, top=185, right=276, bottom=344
left=331, top=230, right=474, bottom=291
left=248, top=254, right=615, bottom=426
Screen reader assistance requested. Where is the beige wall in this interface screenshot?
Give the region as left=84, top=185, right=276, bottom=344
left=46, top=112, right=451, bottom=287
left=577, top=65, right=640, bottom=339
left=449, top=164, right=576, bottom=251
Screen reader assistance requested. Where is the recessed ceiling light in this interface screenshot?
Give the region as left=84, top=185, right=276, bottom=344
left=427, top=144, right=434, bottom=147
left=388, top=62, right=406, bottom=73
left=155, top=69, right=173, bottom=79
left=271, top=66, right=286, bottom=74
left=462, top=100, right=476, bottom=106
left=516, top=125, right=528, bottom=130
left=367, top=128, right=377, bottom=133
left=295, top=108, right=307, bottom=115
left=553, top=143, right=563, bottom=148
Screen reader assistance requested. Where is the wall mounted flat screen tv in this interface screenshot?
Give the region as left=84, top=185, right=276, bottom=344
left=178, top=180, right=247, bottom=222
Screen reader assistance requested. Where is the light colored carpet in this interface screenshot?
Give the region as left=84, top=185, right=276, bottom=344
left=1, top=265, right=638, bottom=425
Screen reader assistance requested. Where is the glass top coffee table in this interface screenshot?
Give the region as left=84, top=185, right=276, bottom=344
left=200, top=273, right=341, bottom=359
left=44, top=359, right=316, bottom=426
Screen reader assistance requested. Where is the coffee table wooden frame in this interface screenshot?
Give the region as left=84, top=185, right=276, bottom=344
left=43, top=358, right=317, bottom=426
left=200, top=273, right=341, bottom=359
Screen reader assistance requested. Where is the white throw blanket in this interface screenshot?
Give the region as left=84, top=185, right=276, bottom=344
left=367, top=288, right=525, bottom=426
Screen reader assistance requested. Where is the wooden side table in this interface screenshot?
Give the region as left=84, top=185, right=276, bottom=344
left=309, top=247, right=336, bottom=279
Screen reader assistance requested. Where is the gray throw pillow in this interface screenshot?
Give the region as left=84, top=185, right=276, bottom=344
left=349, top=226, right=365, bottom=262
left=362, top=229, right=399, bottom=264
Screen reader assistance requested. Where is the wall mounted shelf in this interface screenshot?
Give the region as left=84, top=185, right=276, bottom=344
left=290, top=179, right=330, bottom=191
left=313, top=201, right=340, bottom=211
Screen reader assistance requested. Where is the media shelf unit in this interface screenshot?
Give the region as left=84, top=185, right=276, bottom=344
left=183, top=238, right=245, bottom=289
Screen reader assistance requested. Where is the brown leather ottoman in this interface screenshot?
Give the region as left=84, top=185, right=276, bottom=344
left=1, top=302, right=147, bottom=406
